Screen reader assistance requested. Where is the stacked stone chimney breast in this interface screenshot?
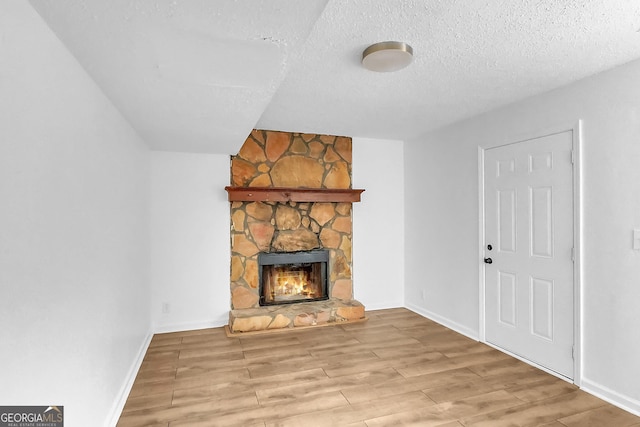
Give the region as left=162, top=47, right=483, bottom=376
left=227, top=129, right=365, bottom=334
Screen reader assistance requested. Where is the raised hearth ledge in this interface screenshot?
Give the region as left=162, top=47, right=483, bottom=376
left=227, top=299, right=366, bottom=336
left=225, top=186, right=364, bottom=203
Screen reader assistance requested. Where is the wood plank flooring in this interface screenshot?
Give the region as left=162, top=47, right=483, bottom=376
left=117, top=308, right=640, bottom=427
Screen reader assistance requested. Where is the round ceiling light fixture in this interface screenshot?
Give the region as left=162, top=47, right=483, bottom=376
left=362, top=41, right=413, bottom=72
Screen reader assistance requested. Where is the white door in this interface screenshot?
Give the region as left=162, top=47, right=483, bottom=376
left=484, top=131, right=574, bottom=379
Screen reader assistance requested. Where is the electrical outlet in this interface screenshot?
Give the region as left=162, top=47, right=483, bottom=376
left=162, top=302, right=170, bottom=314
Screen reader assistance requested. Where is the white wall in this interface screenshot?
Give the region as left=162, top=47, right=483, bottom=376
left=353, top=137, right=405, bottom=310
left=403, top=129, right=481, bottom=338
left=0, top=3, right=150, bottom=427
left=405, top=58, right=640, bottom=413
left=148, top=138, right=405, bottom=329
left=150, top=152, right=231, bottom=331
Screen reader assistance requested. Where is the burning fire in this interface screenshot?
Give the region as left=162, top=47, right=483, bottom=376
left=273, top=268, right=314, bottom=298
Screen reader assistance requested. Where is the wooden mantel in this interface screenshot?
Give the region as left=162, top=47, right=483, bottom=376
left=225, top=186, right=365, bottom=203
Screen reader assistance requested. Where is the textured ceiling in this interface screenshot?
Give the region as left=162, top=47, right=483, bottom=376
left=30, top=0, right=640, bottom=154
left=29, top=0, right=329, bottom=153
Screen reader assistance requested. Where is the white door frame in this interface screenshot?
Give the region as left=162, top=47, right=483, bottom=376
left=478, top=121, right=582, bottom=385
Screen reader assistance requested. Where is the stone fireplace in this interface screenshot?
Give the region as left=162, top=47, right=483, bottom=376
left=225, top=129, right=366, bottom=334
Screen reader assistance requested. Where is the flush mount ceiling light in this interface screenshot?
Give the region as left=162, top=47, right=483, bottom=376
left=362, top=41, right=413, bottom=72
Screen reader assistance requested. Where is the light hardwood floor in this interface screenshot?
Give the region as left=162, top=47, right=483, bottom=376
left=117, top=308, right=640, bottom=426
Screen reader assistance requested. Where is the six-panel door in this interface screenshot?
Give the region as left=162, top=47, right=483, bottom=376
left=484, top=131, right=574, bottom=379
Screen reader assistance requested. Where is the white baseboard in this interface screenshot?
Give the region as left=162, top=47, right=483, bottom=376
left=104, top=317, right=227, bottom=426
left=153, top=316, right=228, bottom=334
left=362, top=301, right=404, bottom=311
left=404, top=303, right=479, bottom=341
left=105, top=330, right=153, bottom=427
left=581, top=377, right=640, bottom=417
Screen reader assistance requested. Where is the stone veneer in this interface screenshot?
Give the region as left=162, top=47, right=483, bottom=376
left=228, top=129, right=365, bottom=333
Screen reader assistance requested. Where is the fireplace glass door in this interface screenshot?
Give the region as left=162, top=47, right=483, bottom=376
left=259, top=250, right=328, bottom=306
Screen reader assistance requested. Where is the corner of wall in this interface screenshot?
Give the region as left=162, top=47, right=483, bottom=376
left=104, top=330, right=154, bottom=427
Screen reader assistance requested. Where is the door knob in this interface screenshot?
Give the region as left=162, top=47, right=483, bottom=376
left=484, top=257, right=493, bottom=264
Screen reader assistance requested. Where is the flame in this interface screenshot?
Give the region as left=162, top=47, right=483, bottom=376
left=274, top=268, right=314, bottom=297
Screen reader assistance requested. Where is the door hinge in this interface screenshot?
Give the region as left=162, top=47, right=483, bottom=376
left=571, top=345, right=575, bottom=360
left=571, top=247, right=575, bottom=262
left=570, top=150, right=575, bottom=164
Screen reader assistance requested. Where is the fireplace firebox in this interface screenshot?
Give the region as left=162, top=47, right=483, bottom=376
left=258, top=250, right=329, bottom=306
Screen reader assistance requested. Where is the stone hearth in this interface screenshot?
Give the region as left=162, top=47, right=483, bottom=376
left=226, top=130, right=365, bottom=334
left=228, top=299, right=365, bottom=335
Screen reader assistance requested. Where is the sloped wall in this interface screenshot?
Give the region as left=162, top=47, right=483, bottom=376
left=0, top=3, right=150, bottom=426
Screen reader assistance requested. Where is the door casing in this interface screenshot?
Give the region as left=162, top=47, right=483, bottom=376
left=478, top=121, right=582, bottom=385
